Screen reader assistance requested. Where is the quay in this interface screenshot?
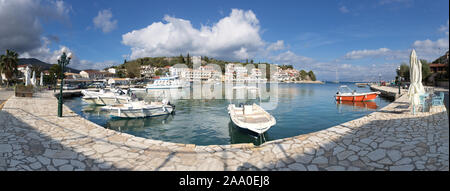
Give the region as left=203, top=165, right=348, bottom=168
left=369, top=85, right=406, bottom=100
left=0, top=89, right=448, bottom=171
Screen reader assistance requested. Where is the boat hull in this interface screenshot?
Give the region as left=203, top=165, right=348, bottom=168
left=105, top=106, right=174, bottom=118
left=227, top=104, right=276, bottom=134
left=337, top=100, right=378, bottom=110
left=229, top=116, right=273, bottom=134
left=82, top=97, right=129, bottom=106
left=335, top=93, right=379, bottom=102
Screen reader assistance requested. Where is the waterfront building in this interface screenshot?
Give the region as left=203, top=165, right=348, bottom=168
left=174, top=66, right=221, bottom=81
left=192, top=56, right=201, bottom=65
left=64, top=72, right=83, bottom=80
left=108, top=68, right=117, bottom=74
left=140, top=65, right=154, bottom=78
left=107, top=78, right=130, bottom=86
left=80, top=70, right=111, bottom=80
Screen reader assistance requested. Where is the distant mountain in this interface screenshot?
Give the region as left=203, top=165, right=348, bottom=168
left=18, top=58, right=81, bottom=73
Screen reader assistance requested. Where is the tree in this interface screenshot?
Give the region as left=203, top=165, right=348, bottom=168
left=398, top=63, right=410, bottom=81
left=0, top=49, right=19, bottom=86
left=300, top=70, right=307, bottom=80
left=420, top=59, right=431, bottom=82
left=155, top=69, right=162, bottom=76
left=179, top=54, right=185, bottom=64
left=203, top=56, right=209, bottom=63
left=308, top=71, right=316, bottom=81
left=186, top=53, right=192, bottom=68
left=125, top=62, right=141, bottom=78
left=250, top=59, right=254, bottom=64
left=47, top=64, right=62, bottom=86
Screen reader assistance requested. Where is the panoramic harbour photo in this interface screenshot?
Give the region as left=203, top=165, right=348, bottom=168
left=0, top=0, right=449, bottom=176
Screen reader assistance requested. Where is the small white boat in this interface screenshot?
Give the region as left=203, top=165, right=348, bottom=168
left=227, top=103, right=276, bottom=134
left=81, top=89, right=132, bottom=105
left=101, top=99, right=175, bottom=118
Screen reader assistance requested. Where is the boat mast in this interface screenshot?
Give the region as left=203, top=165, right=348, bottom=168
left=335, top=67, right=338, bottom=82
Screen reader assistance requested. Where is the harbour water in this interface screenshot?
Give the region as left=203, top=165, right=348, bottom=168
left=64, top=82, right=392, bottom=145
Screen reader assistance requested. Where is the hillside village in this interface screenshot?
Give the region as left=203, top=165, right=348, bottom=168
left=4, top=55, right=320, bottom=87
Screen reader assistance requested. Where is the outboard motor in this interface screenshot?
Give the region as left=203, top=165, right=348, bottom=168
left=162, top=99, right=176, bottom=114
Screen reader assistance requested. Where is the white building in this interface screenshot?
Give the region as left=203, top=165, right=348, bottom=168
left=225, top=63, right=267, bottom=83
left=169, top=67, right=189, bottom=77
left=140, top=65, right=154, bottom=78
left=108, top=68, right=116, bottom=74
left=107, top=78, right=130, bottom=85
left=192, top=56, right=201, bottom=65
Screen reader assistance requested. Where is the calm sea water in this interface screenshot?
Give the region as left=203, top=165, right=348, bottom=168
left=64, top=82, right=392, bottom=146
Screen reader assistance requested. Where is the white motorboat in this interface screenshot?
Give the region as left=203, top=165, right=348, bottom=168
left=81, top=89, right=132, bottom=105
left=146, top=76, right=190, bottom=90
left=227, top=103, right=276, bottom=134
left=101, top=99, right=175, bottom=118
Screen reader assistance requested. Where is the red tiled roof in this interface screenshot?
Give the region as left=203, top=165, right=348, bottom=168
left=17, top=64, right=31, bottom=68
left=430, top=63, right=448, bottom=68
left=82, top=70, right=102, bottom=74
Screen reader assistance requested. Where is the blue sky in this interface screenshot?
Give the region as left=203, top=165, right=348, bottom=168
left=1, top=0, right=448, bottom=81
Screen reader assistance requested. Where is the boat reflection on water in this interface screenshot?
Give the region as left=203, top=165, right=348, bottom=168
left=228, top=121, right=271, bottom=146
left=81, top=104, right=106, bottom=116
left=105, top=115, right=174, bottom=133
left=336, top=100, right=378, bottom=112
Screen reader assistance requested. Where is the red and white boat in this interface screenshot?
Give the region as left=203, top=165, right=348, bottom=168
left=335, top=85, right=380, bottom=102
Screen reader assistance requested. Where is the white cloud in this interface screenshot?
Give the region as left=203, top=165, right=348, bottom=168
left=267, top=40, right=285, bottom=51
left=122, top=9, right=265, bottom=60
left=93, top=9, right=118, bottom=33
left=78, top=60, right=118, bottom=70
left=412, top=20, right=449, bottom=61
left=339, top=6, right=349, bottom=13
left=20, top=43, right=75, bottom=65
left=343, top=48, right=391, bottom=59
left=439, top=20, right=449, bottom=36
left=269, top=51, right=315, bottom=67
left=0, top=0, right=70, bottom=53
left=379, top=0, right=413, bottom=5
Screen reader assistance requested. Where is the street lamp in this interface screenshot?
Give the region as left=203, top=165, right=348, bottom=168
left=378, top=73, right=382, bottom=85
left=57, top=52, right=72, bottom=117
left=397, top=66, right=401, bottom=94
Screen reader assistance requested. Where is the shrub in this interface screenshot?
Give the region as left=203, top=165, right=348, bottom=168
left=15, top=84, right=34, bottom=93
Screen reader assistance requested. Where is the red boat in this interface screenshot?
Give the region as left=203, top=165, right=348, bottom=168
left=335, top=85, right=380, bottom=102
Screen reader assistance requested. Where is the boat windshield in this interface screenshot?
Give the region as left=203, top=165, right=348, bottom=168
left=338, top=85, right=354, bottom=93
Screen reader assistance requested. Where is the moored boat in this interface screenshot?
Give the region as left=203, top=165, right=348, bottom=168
left=81, top=89, right=132, bottom=105
left=227, top=103, right=276, bottom=134
left=335, top=85, right=380, bottom=102
left=101, top=99, right=175, bottom=118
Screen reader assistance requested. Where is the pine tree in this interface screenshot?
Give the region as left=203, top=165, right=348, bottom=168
left=179, top=54, right=185, bottom=63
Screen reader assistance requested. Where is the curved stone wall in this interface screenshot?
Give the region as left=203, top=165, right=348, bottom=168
left=0, top=90, right=448, bottom=171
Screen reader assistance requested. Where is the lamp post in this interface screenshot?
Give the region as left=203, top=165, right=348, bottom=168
left=397, top=66, right=401, bottom=94
left=53, top=73, right=57, bottom=92
left=57, top=52, right=72, bottom=117
left=378, top=73, right=381, bottom=85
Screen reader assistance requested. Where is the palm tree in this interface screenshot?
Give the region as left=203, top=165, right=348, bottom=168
left=0, top=49, right=19, bottom=86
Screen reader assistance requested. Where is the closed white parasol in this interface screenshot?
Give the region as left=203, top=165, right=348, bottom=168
left=407, top=49, right=425, bottom=114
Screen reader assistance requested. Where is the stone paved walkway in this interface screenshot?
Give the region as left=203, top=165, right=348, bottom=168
left=0, top=90, right=448, bottom=171
left=0, top=90, right=13, bottom=110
